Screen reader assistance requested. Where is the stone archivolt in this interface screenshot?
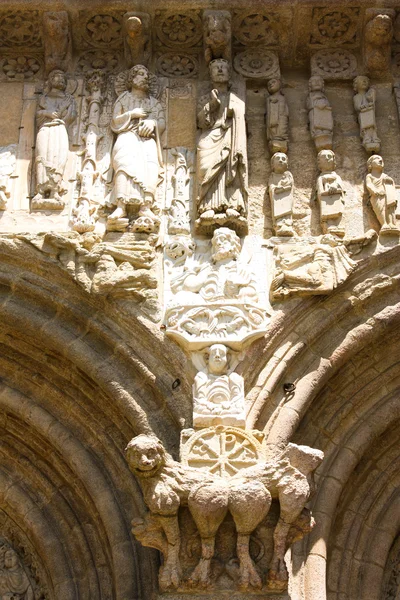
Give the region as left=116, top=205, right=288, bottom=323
left=0, top=3, right=399, bottom=600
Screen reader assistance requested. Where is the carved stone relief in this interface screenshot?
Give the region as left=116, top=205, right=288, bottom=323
left=270, top=236, right=356, bottom=300
left=77, top=50, right=120, bottom=74
left=353, top=76, right=380, bottom=153
left=311, top=49, right=357, bottom=80
left=155, top=11, right=203, bottom=49
left=43, top=11, right=71, bottom=74
left=316, top=149, right=345, bottom=237
left=232, top=12, right=279, bottom=46
left=268, top=152, right=294, bottom=236
left=123, top=13, right=151, bottom=68
left=310, top=7, right=360, bottom=46
left=167, top=148, right=192, bottom=235
left=0, top=11, right=42, bottom=48
left=0, top=539, right=41, bottom=599
left=82, top=13, right=123, bottom=48
left=365, top=155, right=400, bottom=235
left=126, top=433, right=323, bottom=592
left=191, top=345, right=246, bottom=427
left=0, top=145, right=16, bottom=211
left=234, top=49, right=279, bottom=79
left=203, top=10, right=231, bottom=65
left=32, top=70, right=77, bottom=211
left=106, top=65, right=165, bottom=233
left=266, top=79, right=288, bottom=154
left=364, top=11, right=394, bottom=76
left=196, top=59, right=248, bottom=235
left=307, top=76, right=333, bottom=152
left=156, top=53, right=199, bottom=78
left=0, top=55, right=42, bottom=81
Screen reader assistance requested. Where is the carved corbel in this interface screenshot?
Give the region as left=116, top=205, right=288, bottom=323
left=364, top=9, right=394, bottom=77
left=203, top=10, right=232, bottom=65
left=43, top=11, right=72, bottom=74
left=123, top=12, right=151, bottom=68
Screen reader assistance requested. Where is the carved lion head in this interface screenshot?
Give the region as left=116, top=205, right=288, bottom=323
left=125, top=435, right=166, bottom=478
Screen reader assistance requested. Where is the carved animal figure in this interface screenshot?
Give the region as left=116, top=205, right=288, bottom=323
left=204, top=13, right=231, bottom=64
left=126, top=434, right=323, bottom=591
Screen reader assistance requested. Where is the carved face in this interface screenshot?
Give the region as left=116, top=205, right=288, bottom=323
left=268, top=78, right=281, bottom=94
left=211, top=228, right=240, bottom=263
left=272, top=152, right=288, bottom=173
left=309, top=76, right=324, bottom=92
left=126, top=436, right=165, bottom=477
left=126, top=16, right=142, bottom=38
left=209, top=59, right=229, bottom=84
left=368, top=154, right=384, bottom=173
left=130, top=66, right=149, bottom=91
left=354, top=76, right=369, bottom=93
left=49, top=70, right=67, bottom=91
left=4, top=550, right=17, bottom=569
left=317, top=150, right=335, bottom=172
left=207, top=344, right=228, bottom=375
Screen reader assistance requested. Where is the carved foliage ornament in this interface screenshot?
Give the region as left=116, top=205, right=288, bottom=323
left=83, top=13, right=123, bottom=47
left=234, top=49, right=279, bottom=79
left=0, top=11, right=42, bottom=47
left=77, top=50, right=120, bottom=74
left=311, top=49, right=357, bottom=80
left=310, top=7, right=360, bottom=46
left=233, top=12, right=279, bottom=45
left=155, top=11, right=202, bottom=48
left=157, top=53, right=198, bottom=78
left=1, top=55, right=41, bottom=80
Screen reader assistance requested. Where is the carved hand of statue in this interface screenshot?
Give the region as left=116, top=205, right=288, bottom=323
left=130, top=108, right=148, bottom=120
left=210, top=89, right=221, bottom=111
left=51, top=111, right=61, bottom=119
left=138, top=119, right=156, bottom=138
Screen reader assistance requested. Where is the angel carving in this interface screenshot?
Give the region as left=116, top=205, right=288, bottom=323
left=106, top=65, right=165, bottom=233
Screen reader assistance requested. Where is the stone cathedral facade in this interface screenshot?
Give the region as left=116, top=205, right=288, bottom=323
left=0, top=1, right=399, bottom=599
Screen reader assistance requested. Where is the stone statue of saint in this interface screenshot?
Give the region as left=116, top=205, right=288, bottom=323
left=353, top=76, right=380, bottom=154
left=196, top=59, right=248, bottom=235
left=268, top=152, right=294, bottom=236
left=306, top=75, right=333, bottom=152
left=365, top=154, right=399, bottom=234
left=107, top=65, right=165, bottom=232
left=266, top=78, right=289, bottom=154
left=32, top=69, right=76, bottom=210
left=0, top=547, right=34, bottom=599
left=316, top=150, right=345, bottom=237
left=170, top=227, right=257, bottom=305
left=193, top=344, right=245, bottom=427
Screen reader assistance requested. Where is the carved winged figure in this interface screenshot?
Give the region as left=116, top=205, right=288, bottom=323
left=126, top=434, right=323, bottom=592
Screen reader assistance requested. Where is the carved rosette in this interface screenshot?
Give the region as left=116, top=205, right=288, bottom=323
left=311, top=49, right=357, bottom=80
left=234, top=49, right=279, bottom=79
left=233, top=12, right=279, bottom=46
left=155, top=11, right=202, bottom=48
left=0, top=55, right=42, bottom=80
left=310, top=7, right=360, bottom=46
left=0, top=11, right=42, bottom=47
left=77, top=49, right=120, bottom=74
left=81, top=13, right=123, bottom=48
left=156, top=52, right=198, bottom=78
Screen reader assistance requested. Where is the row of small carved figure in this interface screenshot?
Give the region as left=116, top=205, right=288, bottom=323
left=269, top=150, right=399, bottom=238
left=268, top=75, right=382, bottom=157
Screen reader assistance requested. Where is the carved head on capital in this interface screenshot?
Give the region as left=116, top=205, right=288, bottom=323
left=309, top=75, right=325, bottom=92
left=271, top=152, right=289, bottom=174
left=211, top=227, right=241, bottom=263
left=317, top=149, right=336, bottom=172
left=209, top=58, right=230, bottom=83
left=125, top=435, right=167, bottom=478
left=128, top=64, right=149, bottom=91
left=204, top=343, right=229, bottom=375
left=367, top=154, right=384, bottom=173
left=47, top=69, right=67, bottom=92
left=353, top=75, right=370, bottom=93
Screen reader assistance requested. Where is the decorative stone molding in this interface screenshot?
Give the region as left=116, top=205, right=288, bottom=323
left=232, top=11, right=279, bottom=46
left=82, top=13, right=124, bottom=48
left=156, top=52, right=198, bottom=78
left=0, top=11, right=42, bottom=48
left=0, top=55, right=42, bottom=80
left=77, top=49, right=120, bottom=74
left=155, top=11, right=202, bottom=49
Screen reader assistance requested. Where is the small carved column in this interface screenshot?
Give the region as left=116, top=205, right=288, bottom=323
left=72, top=70, right=106, bottom=233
